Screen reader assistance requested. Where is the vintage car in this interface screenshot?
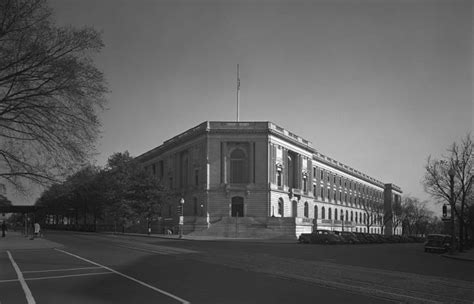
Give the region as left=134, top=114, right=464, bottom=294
left=424, top=234, right=452, bottom=253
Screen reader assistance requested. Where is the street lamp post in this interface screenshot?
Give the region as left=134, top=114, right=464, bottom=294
left=179, top=198, right=184, bottom=239
left=448, top=168, right=456, bottom=255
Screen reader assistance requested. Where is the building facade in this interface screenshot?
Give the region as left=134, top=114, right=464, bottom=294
left=136, top=121, right=402, bottom=238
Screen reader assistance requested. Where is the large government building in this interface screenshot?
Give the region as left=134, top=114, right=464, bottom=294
left=136, top=121, right=402, bottom=238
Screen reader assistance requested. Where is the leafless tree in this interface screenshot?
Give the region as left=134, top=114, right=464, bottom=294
left=423, top=134, right=473, bottom=250
left=0, top=0, right=107, bottom=192
left=401, top=196, right=433, bottom=236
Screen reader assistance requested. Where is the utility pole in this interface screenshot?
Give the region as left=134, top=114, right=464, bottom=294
left=236, top=64, right=240, bottom=122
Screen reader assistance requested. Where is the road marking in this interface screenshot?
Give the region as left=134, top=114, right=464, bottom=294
left=116, top=243, right=198, bottom=255
left=23, top=266, right=103, bottom=273
left=25, top=272, right=113, bottom=281
left=55, top=248, right=191, bottom=304
left=7, top=251, right=36, bottom=304
left=0, top=278, right=19, bottom=283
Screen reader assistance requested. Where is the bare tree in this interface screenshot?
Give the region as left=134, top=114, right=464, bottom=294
left=361, top=198, right=382, bottom=233
left=401, top=196, right=433, bottom=236
left=0, top=0, right=107, bottom=191
left=423, top=134, right=473, bottom=250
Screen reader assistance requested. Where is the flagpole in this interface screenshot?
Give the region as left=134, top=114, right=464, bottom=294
left=237, top=64, right=240, bottom=122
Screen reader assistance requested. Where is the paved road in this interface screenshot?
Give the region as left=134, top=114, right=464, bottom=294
left=1, top=232, right=473, bottom=303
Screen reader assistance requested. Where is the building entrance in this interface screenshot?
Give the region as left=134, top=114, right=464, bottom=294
left=231, top=196, right=244, bottom=217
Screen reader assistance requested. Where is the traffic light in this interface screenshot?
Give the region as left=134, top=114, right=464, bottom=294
left=177, top=205, right=183, bottom=216
left=442, top=204, right=447, bottom=218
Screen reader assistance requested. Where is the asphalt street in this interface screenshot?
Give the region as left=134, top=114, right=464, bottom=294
left=1, top=231, right=473, bottom=303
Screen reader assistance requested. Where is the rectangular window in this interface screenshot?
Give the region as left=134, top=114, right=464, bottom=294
left=327, top=189, right=330, bottom=201
left=159, top=160, right=164, bottom=178
left=313, top=167, right=317, bottom=177
left=277, top=169, right=282, bottom=187
left=313, top=184, right=317, bottom=197
left=320, top=170, right=324, bottom=180
left=320, top=188, right=324, bottom=200
left=303, top=177, right=307, bottom=192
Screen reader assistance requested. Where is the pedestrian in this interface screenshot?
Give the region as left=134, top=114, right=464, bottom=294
left=1, top=221, right=6, bottom=237
left=34, top=222, right=41, bottom=238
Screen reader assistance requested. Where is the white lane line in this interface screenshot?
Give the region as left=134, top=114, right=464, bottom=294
left=23, top=266, right=102, bottom=273
left=55, top=248, right=190, bottom=304
left=25, top=272, right=113, bottom=281
left=116, top=244, right=171, bottom=255
left=116, top=244, right=198, bottom=255
left=7, top=251, right=36, bottom=304
left=0, top=278, right=19, bottom=283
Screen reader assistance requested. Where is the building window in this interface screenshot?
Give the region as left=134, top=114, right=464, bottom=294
left=335, top=208, right=338, bottom=220
left=320, top=188, right=324, bottom=201
left=333, top=191, right=336, bottom=202
left=328, top=208, right=332, bottom=220
left=320, top=170, right=324, bottom=180
left=314, top=205, right=318, bottom=219
left=322, top=206, right=326, bottom=219
left=346, top=210, right=348, bottom=222
left=278, top=198, right=284, bottom=216
left=327, top=189, right=331, bottom=201
left=303, top=176, right=307, bottom=192
left=313, top=184, right=317, bottom=197
left=277, top=169, right=282, bottom=187
left=304, top=202, right=309, bottom=218
left=351, top=211, right=353, bottom=222
left=159, top=160, right=164, bottom=179
left=313, top=167, right=317, bottom=177
left=230, top=149, right=247, bottom=183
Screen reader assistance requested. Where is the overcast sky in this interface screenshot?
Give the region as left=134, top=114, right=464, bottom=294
left=14, top=0, right=473, bottom=210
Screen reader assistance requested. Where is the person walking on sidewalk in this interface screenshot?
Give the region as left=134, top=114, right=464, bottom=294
left=1, top=221, right=6, bottom=237
left=34, top=222, right=41, bottom=238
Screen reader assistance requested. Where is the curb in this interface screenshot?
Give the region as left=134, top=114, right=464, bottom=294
left=441, top=253, right=474, bottom=262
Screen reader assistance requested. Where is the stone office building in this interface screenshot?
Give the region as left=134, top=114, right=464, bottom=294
left=136, top=121, right=402, bottom=238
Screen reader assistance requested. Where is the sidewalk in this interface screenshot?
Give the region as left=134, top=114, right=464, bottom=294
left=0, top=231, right=63, bottom=251
left=442, top=248, right=474, bottom=262
left=90, top=231, right=298, bottom=243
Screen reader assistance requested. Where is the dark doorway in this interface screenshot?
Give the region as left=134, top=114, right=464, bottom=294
left=231, top=196, right=244, bottom=217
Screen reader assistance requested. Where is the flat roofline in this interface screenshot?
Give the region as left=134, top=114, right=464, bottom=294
left=135, top=121, right=401, bottom=190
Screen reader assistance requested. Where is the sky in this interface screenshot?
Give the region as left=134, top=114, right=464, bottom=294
left=11, top=0, right=473, bottom=211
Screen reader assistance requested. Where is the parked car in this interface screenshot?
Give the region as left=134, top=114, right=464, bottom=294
left=424, top=234, right=452, bottom=253
left=353, top=232, right=370, bottom=243
left=298, top=230, right=343, bottom=244
left=340, top=231, right=360, bottom=244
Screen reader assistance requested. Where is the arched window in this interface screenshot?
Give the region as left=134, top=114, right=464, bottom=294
left=314, top=205, right=318, bottom=219
left=355, top=212, right=358, bottom=223
left=334, top=208, right=338, bottom=220
left=278, top=198, right=284, bottom=217
left=350, top=211, right=353, bottom=222
left=322, top=206, right=325, bottom=219
left=345, top=210, right=348, bottom=222
left=230, top=149, right=247, bottom=183
left=328, top=208, right=332, bottom=220
left=304, top=202, right=309, bottom=218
